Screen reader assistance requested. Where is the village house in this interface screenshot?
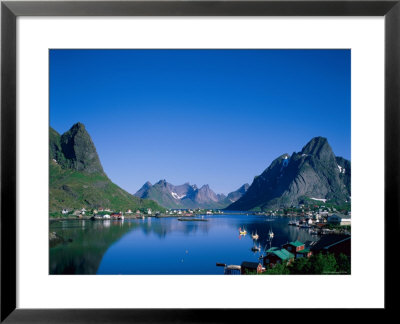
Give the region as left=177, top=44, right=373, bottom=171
left=327, top=213, right=351, bottom=226
left=61, top=209, right=69, bottom=215
left=263, top=247, right=295, bottom=268
left=282, top=241, right=312, bottom=259
left=147, top=208, right=152, bottom=215
left=310, top=234, right=351, bottom=257
left=98, top=207, right=104, bottom=212
left=240, top=261, right=264, bottom=274
left=126, top=209, right=133, bottom=214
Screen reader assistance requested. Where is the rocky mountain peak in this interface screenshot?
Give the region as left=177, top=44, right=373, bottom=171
left=50, top=123, right=104, bottom=174
left=300, top=137, right=334, bottom=161
left=227, top=136, right=350, bottom=211
left=59, top=122, right=104, bottom=174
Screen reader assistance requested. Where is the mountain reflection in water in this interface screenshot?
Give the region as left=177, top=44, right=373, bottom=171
left=49, top=215, right=315, bottom=275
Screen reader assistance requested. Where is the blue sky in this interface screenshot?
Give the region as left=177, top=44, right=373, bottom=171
left=50, top=49, right=351, bottom=195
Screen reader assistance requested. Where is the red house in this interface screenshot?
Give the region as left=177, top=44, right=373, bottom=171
left=283, top=240, right=305, bottom=253
left=282, top=240, right=312, bottom=259
left=263, top=248, right=295, bottom=268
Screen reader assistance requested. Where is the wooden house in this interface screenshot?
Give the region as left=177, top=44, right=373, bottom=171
left=263, top=248, right=295, bottom=268
left=282, top=240, right=313, bottom=259
left=311, top=234, right=351, bottom=257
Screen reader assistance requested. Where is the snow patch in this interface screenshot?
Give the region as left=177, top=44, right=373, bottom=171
left=171, top=192, right=186, bottom=200
left=337, top=165, right=346, bottom=174
left=310, top=197, right=327, bottom=203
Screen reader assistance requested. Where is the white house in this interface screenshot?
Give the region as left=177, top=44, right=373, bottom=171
left=61, top=209, right=69, bottom=215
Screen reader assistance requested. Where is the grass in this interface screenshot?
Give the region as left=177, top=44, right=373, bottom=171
left=49, top=161, right=164, bottom=215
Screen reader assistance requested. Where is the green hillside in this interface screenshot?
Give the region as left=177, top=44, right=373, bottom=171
left=49, top=123, right=164, bottom=215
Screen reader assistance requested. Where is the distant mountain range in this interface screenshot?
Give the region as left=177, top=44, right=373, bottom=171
left=134, top=180, right=249, bottom=209
left=49, top=125, right=350, bottom=214
left=227, top=137, right=351, bottom=211
left=49, top=123, right=163, bottom=214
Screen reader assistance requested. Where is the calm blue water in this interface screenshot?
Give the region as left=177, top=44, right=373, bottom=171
left=49, top=214, right=315, bottom=275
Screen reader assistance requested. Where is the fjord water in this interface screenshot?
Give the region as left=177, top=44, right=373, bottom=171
left=49, top=214, right=315, bottom=275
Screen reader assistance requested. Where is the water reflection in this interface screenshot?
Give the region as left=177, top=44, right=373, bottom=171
left=50, top=215, right=315, bottom=275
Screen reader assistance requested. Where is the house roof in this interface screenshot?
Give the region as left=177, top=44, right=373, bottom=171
left=267, top=249, right=294, bottom=260
left=287, top=240, right=304, bottom=247
left=241, top=261, right=260, bottom=269
left=296, top=248, right=311, bottom=254
left=303, top=240, right=318, bottom=248
left=311, top=234, right=351, bottom=251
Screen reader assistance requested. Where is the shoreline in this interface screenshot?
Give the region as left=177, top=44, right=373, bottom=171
left=48, top=212, right=281, bottom=221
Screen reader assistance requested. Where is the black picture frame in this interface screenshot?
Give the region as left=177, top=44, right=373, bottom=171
left=1, top=0, right=398, bottom=322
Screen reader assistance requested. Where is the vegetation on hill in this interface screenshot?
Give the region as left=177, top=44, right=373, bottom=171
left=261, top=252, right=351, bottom=275
left=49, top=123, right=164, bottom=215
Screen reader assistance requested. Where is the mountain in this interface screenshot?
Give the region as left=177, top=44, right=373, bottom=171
left=226, top=183, right=250, bottom=203
left=49, top=123, right=164, bottom=214
left=227, top=137, right=351, bottom=211
left=135, top=180, right=244, bottom=209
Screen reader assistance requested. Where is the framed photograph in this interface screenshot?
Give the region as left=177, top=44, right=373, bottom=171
left=1, top=0, right=398, bottom=321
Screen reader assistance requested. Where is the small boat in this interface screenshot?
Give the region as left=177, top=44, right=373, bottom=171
left=239, top=227, right=247, bottom=235
left=268, top=229, right=274, bottom=239
left=251, top=231, right=259, bottom=240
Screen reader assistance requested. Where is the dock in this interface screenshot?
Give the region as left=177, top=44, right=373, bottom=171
left=216, top=263, right=241, bottom=275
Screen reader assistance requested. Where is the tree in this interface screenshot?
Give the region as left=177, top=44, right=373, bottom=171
left=336, top=253, right=351, bottom=274
left=311, top=253, right=337, bottom=274
left=290, top=257, right=312, bottom=274
left=262, top=263, right=290, bottom=275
